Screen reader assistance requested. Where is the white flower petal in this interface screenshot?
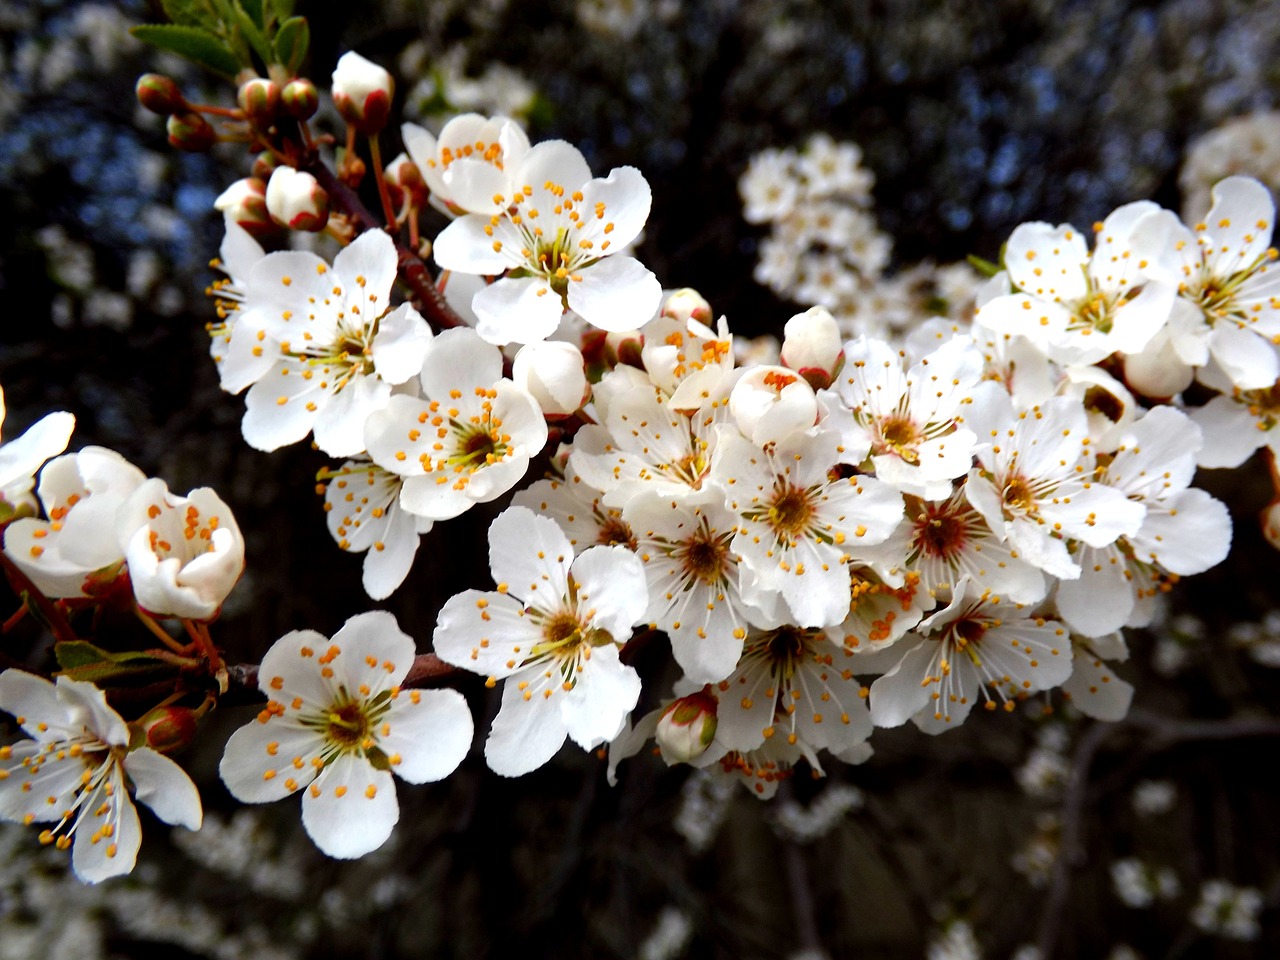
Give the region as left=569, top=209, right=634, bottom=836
left=125, top=747, right=202, bottom=830
left=566, top=256, right=662, bottom=333
left=301, top=756, right=398, bottom=859
left=371, top=303, right=433, bottom=385
left=473, top=276, right=565, bottom=345
left=381, top=688, right=473, bottom=783
left=560, top=645, right=641, bottom=750
left=484, top=669, right=569, bottom=776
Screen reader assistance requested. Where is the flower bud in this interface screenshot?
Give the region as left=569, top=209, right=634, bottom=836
left=781, top=306, right=844, bottom=390
left=280, top=78, right=319, bottom=120
left=132, top=705, right=200, bottom=754
left=118, top=479, right=246, bottom=621
left=237, top=77, right=280, bottom=128
left=331, top=51, right=394, bottom=135
left=1122, top=327, right=1194, bottom=399
left=166, top=111, right=216, bottom=152
left=265, top=166, right=330, bottom=232
left=136, top=73, right=185, bottom=115
left=384, top=153, right=426, bottom=212
left=730, top=364, right=819, bottom=447
left=251, top=150, right=281, bottom=181
left=581, top=328, right=644, bottom=381
left=1263, top=499, right=1280, bottom=552
left=661, top=287, right=712, bottom=324
left=655, top=691, right=719, bottom=764
left=214, top=177, right=273, bottom=236
left=513, top=341, right=591, bottom=418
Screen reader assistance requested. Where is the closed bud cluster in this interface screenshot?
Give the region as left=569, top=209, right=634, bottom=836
left=384, top=154, right=426, bottom=212
left=655, top=691, right=719, bottom=763
left=662, top=288, right=713, bottom=324
left=331, top=51, right=393, bottom=135
left=237, top=78, right=280, bottom=128
left=781, top=305, right=844, bottom=390
left=265, top=166, right=329, bottom=232
left=280, top=78, right=319, bottom=120
left=167, top=111, right=216, bottom=152
left=214, top=177, right=272, bottom=236
left=135, top=73, right=185, bottom=115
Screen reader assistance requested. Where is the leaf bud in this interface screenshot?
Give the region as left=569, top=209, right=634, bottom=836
left=166, top=111, right=216, bottom=152
left=281, top=78, right=319, bottom=120
left=237, top=77, right=280, bottom=128
left=265, top=166, right=330, bottom=232
left=135, top=73, right=185, bottom=115
left=655, top=690, right=719, bottom=764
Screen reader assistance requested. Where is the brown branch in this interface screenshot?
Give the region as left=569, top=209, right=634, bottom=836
left=1035, top=711, right=1280, bottom=958
left=302, top=153, right=467, bottom=334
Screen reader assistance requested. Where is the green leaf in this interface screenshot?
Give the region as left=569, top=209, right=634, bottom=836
left=161, top=0, right=220, bottom=30
left=966, top=253, right=1002, bottom=278
left=271, top=0, right=296, bottom=21
left=239, top=0, right=265, bottom=29
left=273, top=16, right=309, bottom=74
left=55, top=640, right=168, bottom=670
left=130, top=24, right=242, bottom=77
left=229, top=5, right=274, bottom=66
left=59, top=660, right=175, bottom=685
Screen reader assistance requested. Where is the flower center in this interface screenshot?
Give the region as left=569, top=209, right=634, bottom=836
left=1003, top=474, right=1038, bottom=513
left=325, top=701, right=370, bottom=749
left=915, top=504, right=968, bottom=561
left=679, top=530, right=730, bottom=585
left=878, top=415, right=920, bottom=461
left=767, top=486, right=813, bottom=537
left=596, top=515, right=637, bottom=550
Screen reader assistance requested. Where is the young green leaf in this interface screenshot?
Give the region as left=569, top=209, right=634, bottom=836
left=273, top=16, right=309, bottom=75
left=131, top=24, right=242, bottom=77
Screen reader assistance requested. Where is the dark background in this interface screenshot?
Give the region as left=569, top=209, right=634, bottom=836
left=1, top=1, right=1279, bottom=957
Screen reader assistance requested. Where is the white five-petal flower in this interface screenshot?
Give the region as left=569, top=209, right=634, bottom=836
left=433, top=506, right=648, bottom=776
left=0, top=671, right=202, bottom=883
left=219, top=611, right=472, bottom=859
left=432, top=139, right=661, bottom=344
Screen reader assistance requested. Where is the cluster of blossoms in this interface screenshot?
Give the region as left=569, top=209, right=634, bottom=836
left=4, top=16, right=1277, bottom=886
left=739, top=134, right=983, bottom=342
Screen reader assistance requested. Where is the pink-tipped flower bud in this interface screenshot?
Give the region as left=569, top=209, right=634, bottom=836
left=331, top=51, right=394, bottom=135
left=280, top=78, right=319, bottom=120
left=513, top=341, right=591, bottom=419
left=214, top=177, right=273, bottom=236
left=655, top=691, right=719, bottom=764
left=237, top=77, right=280, bottom=128
left=781, top=306, right=844, bottom=390
left=251, top=151, right=281, bottom=181
left=265, top=166, right=330, bottom=232
left=166, top=111, right=216, bottom=152
left=136, top=73, right=185, bottom=115
left=661, top=287, right=713, bottom=324
left=730, top=364, right=819, bottom=447
left=132, top=705, right=200, bottom=755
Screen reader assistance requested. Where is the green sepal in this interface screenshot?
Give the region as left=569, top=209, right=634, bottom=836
left=130, top=24, right=242, bottom=78
left=273, top=17, right=309, bottom=75
left=271, top=0, right=296, bottom=20
left=55, top=639, right=169, bottom=670
left=966, top=254, right=1002, bottom=278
